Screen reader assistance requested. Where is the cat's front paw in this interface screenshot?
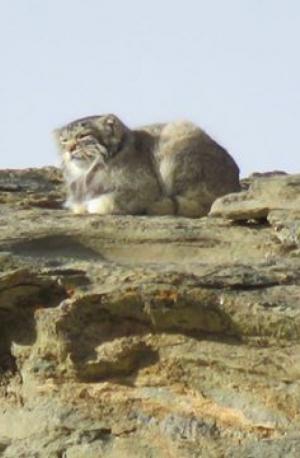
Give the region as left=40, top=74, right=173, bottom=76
left=86, top=194, right=116, bottom=215
left=64, top=199, right=87, bottom=215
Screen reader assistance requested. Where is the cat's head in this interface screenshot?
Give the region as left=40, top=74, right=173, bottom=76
left=54, top=114, right=129, bottom=169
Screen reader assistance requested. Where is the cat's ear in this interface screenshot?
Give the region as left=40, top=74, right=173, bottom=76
left=92, top=114, right=129, bottom=157
left=52, top=128, right=63, bottom=154
left=105, top=114, right=117, bottom=126
left=102, top=115, right=129, bottom=151
left=103, top=114, right=126, bottom=134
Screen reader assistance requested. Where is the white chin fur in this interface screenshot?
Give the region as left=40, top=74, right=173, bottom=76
left=86, top=194, right=115, bottom=215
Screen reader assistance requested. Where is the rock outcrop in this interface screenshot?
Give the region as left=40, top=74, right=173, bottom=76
left=0, top=167, right=300, bottom=457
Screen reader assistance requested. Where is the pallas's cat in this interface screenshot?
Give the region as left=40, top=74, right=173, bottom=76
left=54, top=114, right=240, bottom=217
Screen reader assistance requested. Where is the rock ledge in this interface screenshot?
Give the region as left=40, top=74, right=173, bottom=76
left=1, top=168, right=300, bottom=457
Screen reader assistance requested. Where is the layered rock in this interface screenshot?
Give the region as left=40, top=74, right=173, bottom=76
left=0, top=168, right=300, bottom=457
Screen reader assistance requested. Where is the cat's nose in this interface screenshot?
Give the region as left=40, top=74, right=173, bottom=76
left=69, top=142, right=77, bottom=152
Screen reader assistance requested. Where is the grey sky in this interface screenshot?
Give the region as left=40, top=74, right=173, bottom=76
left=1, top=0, right=299, bottom=176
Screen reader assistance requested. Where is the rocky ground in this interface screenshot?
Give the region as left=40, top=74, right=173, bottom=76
left=0, top=167, right=300, bottom=457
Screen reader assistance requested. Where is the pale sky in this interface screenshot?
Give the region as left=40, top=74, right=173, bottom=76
left=1, top=0, right=299, bottom=177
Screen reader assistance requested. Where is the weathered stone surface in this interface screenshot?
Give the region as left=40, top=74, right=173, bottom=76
left=211, top=173, right=300, bottom=214
left=210, top=173, right=300, bottom=255
left=1, top=167, right=300, bottom=457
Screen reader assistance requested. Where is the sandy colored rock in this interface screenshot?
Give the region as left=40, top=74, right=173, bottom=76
left=210, top=173, right=300, bottom=217
left=1, top=167, right=300, bottom=457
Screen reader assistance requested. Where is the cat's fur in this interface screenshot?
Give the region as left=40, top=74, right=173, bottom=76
left=54, top=114, right=240, bottom=217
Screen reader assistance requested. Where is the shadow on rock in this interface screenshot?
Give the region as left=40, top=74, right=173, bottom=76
left=53, top=284, right=239, bottom=382
left=0, top=269, right=67, bottom=373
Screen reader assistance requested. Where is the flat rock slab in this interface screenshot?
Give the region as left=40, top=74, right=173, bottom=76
left=210, top=173, right=300, bottom=219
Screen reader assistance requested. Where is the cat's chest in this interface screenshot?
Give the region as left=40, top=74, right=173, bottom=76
left=64, top=153, right=95, bottom=181
left=67, top=160, right=87, bottom=180
left=67, top=158, right=110, bottom=188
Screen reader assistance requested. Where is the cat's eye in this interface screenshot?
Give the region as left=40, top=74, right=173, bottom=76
left=76, top=131, right=92, bottom=140
left=76, top=133, right=87, bottom=139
